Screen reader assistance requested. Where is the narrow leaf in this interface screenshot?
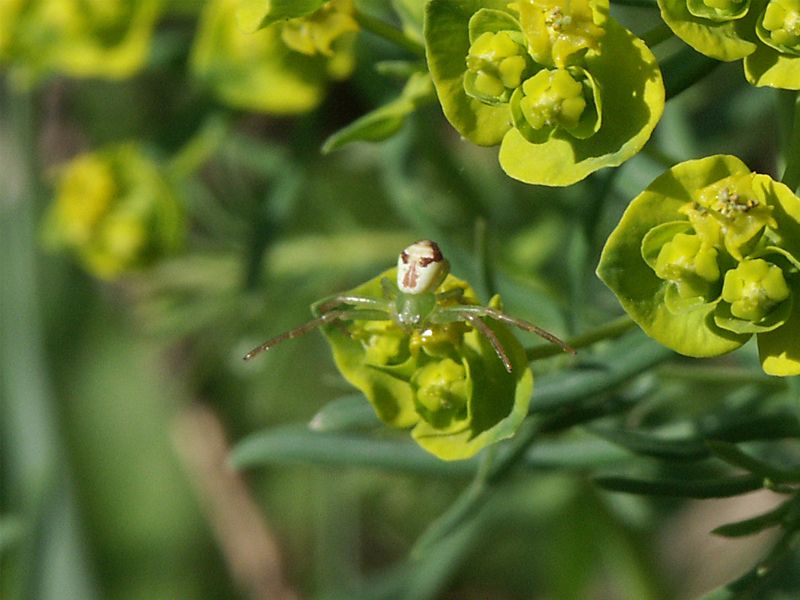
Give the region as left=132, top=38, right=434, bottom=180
left=707, top=441, right=800, bottom=483
left=322, top=72, right=434, bottom=153
left=308, top=394, right=381, bottom=432
left=589, top=427, right=709, bottom=461
left=231, top=425, right=477, bottom=476
left=712, top=501, right=791, bottom=537
left=594, top=474, right=763, bottom=498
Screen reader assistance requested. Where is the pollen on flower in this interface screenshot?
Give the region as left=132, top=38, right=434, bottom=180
left=683, top=174, right=776, bottom=259
left=513, top=0, right=605, bottom=68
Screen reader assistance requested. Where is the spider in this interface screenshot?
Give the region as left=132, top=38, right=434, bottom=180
left=244, top=240, right=575, bottom=372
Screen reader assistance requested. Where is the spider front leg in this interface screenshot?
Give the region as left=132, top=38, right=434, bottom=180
left=313, top=294, right=391, bottom=315
left=243, top=308, right=391, bottom=360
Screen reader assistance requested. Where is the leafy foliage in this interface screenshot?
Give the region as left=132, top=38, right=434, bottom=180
left=2, top=0, right=800, bottom=598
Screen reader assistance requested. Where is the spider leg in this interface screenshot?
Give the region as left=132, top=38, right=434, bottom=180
left=460, top=312, right=513, bottom=373
left=313, top=294, right=390, bottom=315
left=243, top=308, right=390, bottom=360
left=447, top=306, right=576, bottom=355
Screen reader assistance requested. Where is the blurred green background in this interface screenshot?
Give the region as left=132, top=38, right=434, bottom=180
left=3, top=1, right=800, bottom=599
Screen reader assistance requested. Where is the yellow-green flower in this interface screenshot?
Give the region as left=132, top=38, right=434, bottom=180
left=654, top=233, right=721, bottom=301
left=192, top=0, right=355, bottom=114
left=0, top=0, right=160, bottom=86
left=281, top=0, right=358, bottom=56
left=681, top=173, right=777, bottom=260
left=43, top=144, right=183, bottom=279
left=721, top=259, right=791, bottom=322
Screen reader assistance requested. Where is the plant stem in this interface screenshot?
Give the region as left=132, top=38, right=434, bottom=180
left=167, top=112, right=231, bottom=180
left=474, top=217, right=497, bottom=299
left=526, top=314, right=636, bottom=361
left=780, top=91, right=800, bottom=193
left=353, top=9, right=426, bottom=57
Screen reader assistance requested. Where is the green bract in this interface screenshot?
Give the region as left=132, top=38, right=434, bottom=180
left=318, top=269, right=533, bottom=460
left=42, top=144, right=184, bottom=280
left=192, top=0, right=355, bottom=114
left=659, top=0, right=800, bottom=88
left=597, top=154, right=800, bottom=376
left=0, top=0, right=160, bottom=87
left=424, top=0, right=664, bottom=186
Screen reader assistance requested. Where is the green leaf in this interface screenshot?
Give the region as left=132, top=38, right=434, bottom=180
left=231, top=425, right=478, bottom=475
left=498, top=19, right=664, bottom=185
left=594, top=474, right=763, bottom=497
left=0, top=515, right=25, bottom=554
left=424, top=0, right=516, bottom=146
left=597, top=155, right=754, bottom=357
left=392, top=0, right=428, bottom=43
left=468, top=8, right=521, bottom=41
left=588, top=427, right=709, bottom=460
left=758, top=288, right=800, bottom=376
left=307, top=394, right=381, bottom=431
left=707, top=440, right=800, bottom=482
left=236, top=0, right=326, bottom=33
left=322, top=72, right=435, bottom=153
left=711, top=500, right=792, bottom=537
left=657, top=0, right=757, bottom=61
left=744, top=40, right=800, bottom=90
left=640, top=221, right=694, bottom=269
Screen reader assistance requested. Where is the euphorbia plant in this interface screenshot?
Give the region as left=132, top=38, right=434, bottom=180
left=659, top=0, right=800, bottom=88
left=597, top=154, right=800, bottom=376
left=424, top=0, right=665, bottom=185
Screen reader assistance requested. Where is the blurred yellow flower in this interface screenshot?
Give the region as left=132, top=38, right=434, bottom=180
left=191, top=0, right=356, bottom=114
left=43, top=145, right=183, bottom=279
left=0, top=0, right=160, bottom=86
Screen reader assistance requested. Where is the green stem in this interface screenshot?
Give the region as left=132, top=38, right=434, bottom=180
left=2, top=85, right=98, bottom=599
left=474, top=218, right=497, bottom=300
left=640, top=22, right=674, bottom=48
left=167, top=113, right=231, bottom=180
left=526, top=314, right=636, bottom=361
left=353, top=9, right=426, bottom=57
left=780, top=91, right=800, bottom=193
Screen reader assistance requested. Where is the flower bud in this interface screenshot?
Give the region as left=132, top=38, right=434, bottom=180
left=759, top=0, right=800, bottom=52
left=281, top=0, right=358, bottom=57
left=412, top=358, right=469, bottom=428
left=517, top=68, right=587, bottom=131
left=654, top=233, right=721, bottom=300
left=721, top=259, right=791, bottom=322
left=465, top=31, right=528, bottom=102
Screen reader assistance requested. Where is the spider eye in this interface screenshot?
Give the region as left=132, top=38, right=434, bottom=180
left=397, top=240, right=449, bottom=294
